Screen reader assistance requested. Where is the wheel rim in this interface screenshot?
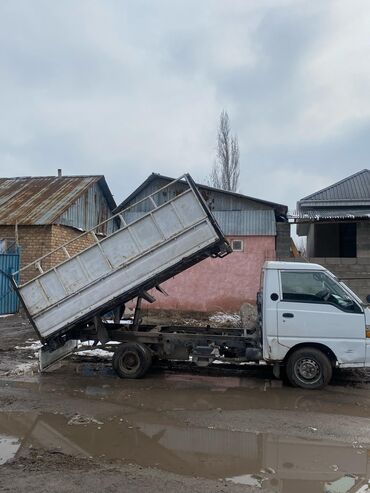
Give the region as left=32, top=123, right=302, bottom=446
left=294, top=357, right=322, bottom=385
left=119, top=351, right=140, bottom=374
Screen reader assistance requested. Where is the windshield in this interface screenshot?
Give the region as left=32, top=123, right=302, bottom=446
left=280, top=271, right=362, bottom=313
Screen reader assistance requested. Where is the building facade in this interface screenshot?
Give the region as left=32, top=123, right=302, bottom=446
left=296, top=169, right=370, bottom=301
left=0, top=175, right=116, bottom=284
left=115, top=174, right=290, bottom=312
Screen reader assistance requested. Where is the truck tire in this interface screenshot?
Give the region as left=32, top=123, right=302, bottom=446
left=286, top=347, right=332, bottom=390
left=113, top=343, right=152, bottom=379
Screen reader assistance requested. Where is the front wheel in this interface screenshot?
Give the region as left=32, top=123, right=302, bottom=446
left=112, top=343, right=152, bottom=379
left=286, top=348, right=332, bottom=390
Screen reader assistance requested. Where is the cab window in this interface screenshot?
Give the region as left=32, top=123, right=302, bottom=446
left=280, top=271, right=362, bottom=313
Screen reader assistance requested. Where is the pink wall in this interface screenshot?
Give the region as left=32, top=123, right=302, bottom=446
left=143, top=236, right=276, bottom=312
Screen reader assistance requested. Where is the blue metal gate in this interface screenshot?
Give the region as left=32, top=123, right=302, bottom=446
left=0, top=248, right=20, bottom=314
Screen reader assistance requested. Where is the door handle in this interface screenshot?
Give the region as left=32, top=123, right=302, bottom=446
left=282, top=313, right=294, bottom=318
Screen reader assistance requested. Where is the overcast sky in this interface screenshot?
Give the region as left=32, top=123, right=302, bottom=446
left=1, top=0, right=369, bottom=210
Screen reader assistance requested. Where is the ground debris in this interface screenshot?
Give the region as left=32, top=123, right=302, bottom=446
left=4, top=448, right=94, bottom=472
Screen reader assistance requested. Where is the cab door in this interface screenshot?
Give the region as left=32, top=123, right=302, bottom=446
left=276, top=270, right=366, bottom=365
left=365, top=308, right=370, bottom=367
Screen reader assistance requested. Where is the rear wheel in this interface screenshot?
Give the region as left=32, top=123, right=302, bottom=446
left=286, top=347, right=332, bottom=390
left=113, top=343, right=152, bottom=379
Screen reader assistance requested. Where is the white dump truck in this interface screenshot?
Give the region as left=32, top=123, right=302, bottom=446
left=12, top=174, right=370, bottom=389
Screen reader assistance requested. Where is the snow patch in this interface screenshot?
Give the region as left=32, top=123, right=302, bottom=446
left=209, top=312, right=241, bottom=326
left=75, top=341, right=114, bottom=359
left=6, top=362, right=37, bottom=376
left=227, top=474, right=263, bottom=487
left=68, top=415, right=103, bottom=426
left=15, top=341, right=42, bottom=351
left=75, top=348, right=113, bottom=359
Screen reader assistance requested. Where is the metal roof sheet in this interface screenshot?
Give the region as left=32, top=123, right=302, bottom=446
left=0, top=176, right=116, bottom=225
left=300, top=169, right=370, bottom=204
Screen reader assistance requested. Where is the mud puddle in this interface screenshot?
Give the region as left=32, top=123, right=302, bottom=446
left=2, top=363, right=370, bottom=420
left=0, top=410, right=369, bottom=492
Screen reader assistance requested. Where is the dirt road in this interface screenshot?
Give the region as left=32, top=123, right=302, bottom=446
left=1, top=314, right=370, bottom=492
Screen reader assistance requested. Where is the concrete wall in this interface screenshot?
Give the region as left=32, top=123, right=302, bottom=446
left=307, top=221, right=369, bottom=258
left=306, top=224, right=315, bottom=258
left=306, top=221, right=370, bottom=302
left=309, top=257, right=370, bottom=303
left=275, top=222, right=291, bottom=260
left=357, top=222, right=370, bottom=257
left=142, top=236, right=276, bottom=312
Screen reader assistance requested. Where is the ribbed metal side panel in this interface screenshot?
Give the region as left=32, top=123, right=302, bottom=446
left=125, top=178, right=272, bottom=213
left=58, top=183, right=115, bottom=234
left=213, top=210, right=276, bottom=235
left=0, top=251, right=20, bottom=314
left=124, top=210, right=276, bottom=236
left=204, top=190, right=271, bottom=211
left=125, top=179, right=188, bottom=212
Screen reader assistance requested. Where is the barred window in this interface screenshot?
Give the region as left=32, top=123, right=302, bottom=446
left=231, top=239, right=244, bottom=252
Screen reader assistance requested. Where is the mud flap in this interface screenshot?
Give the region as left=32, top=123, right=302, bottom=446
left=39, top=339, right=78, bottom=372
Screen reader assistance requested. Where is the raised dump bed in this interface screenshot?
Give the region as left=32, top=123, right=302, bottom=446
left=13, top=174, right=230, bottom=344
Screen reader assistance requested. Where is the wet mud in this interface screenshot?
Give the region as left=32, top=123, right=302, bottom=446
left=1, top=314, right=370, bottom=492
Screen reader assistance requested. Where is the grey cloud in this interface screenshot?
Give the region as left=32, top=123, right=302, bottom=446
left=0, top=0, right=368, bottom=211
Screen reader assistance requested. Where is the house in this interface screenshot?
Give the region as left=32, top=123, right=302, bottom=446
left=296, top=169, right=370, bottom=301
left=114, top=173, right=290, bottom=312
left=0, top=173, right=116, bottom=284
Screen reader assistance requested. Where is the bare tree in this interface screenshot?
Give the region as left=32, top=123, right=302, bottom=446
left=209, top=110, right=240, bottom=191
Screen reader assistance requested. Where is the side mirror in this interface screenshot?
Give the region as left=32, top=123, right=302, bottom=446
left=366, top=295, right=370, bottom=304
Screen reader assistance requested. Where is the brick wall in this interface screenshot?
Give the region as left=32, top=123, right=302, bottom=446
left=0, top=225, right=53, bottom=283
left=0, top=224, right=96, bottom=284
left=48, top=225, right=95, bottom=268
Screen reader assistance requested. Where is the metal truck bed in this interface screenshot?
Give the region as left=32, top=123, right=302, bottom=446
left=14, top=174, right=230, bottom=345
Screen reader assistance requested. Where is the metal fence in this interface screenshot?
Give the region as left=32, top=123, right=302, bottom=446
left=0, top=246, right=20, bottom=314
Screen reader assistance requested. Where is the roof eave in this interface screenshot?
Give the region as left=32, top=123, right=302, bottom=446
left=299, top=199, right=370, bottom=209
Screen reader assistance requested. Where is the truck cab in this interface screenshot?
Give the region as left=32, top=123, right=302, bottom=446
left=260, top=261, right=370, bottom=389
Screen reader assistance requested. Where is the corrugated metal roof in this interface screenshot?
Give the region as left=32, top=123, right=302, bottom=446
left=123, top=209, right=276, bottom=236
left=0, top=176, right=116, bottom=225
left=300, top=169, right=370, bottom=204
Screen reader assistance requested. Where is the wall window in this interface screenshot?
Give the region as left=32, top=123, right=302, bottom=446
left=231, top=239, right=244, bottom=252
left=280, top=271, right=361, bottom=313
